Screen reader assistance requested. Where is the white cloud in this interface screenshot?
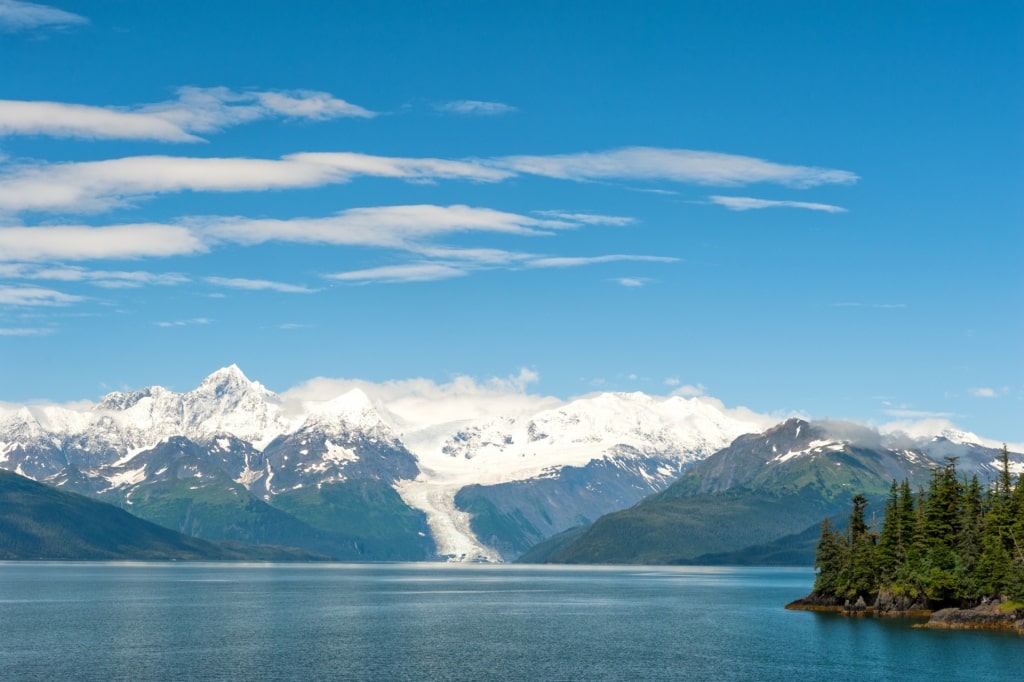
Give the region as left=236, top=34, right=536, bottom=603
left=880, top=419, right=1024, bottom=453
left=327, top=263, right=468, bottom=284
left=670, top=384, right=706, bottom=398
left=155, top=317, right=211, bottom=328
left=205, top=276, right=317, bottom=294
left=139, top=86, right=375, bottom=133
left=0, top=147, right=855, bottom=216
left=0, top=285, right=83, bottom=306
left=709, top=195, right=847, bottom=213
left=436, top=100, right=517, bottom=115
left=0, top=201, right=683, bottom=294
left=0, top=263, right=189, bottom=287
left=968, top=387, right=1007, bottom=398
left=497, top=147, right=858, bottom=188
left=0, top=224, right=205, bottom=261
left=0, top=154, right=508, bottom=214
left=412, top=246, right=533, bottom=265
left=883, top=408, right=957, bottom=419
left=0, top=0, right=86, bottom=31
left=280, top=368, right=557, bottom=434
left=0, top=326, right=54, bottom=336
left=533, top=211, right=636, bottom=226
left=526, top=254, right=678, bottom=268
left=204, top=205, right=566, bottom=249
left=253, top=90, right=374, bottom=120
left=0, top=87, right=373, bottom=143
left=0, top=101, right=201, bottom=142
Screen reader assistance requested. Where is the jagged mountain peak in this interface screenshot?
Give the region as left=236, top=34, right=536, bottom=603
left=194, top=364, right=272, bottom=398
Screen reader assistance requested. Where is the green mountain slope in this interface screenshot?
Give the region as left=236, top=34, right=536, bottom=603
left=0, top=469, right=320, bottom=560
left=546, top=419, right=937, bottom=565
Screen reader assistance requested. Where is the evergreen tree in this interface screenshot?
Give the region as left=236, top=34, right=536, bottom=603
left=921, top=459, right=961, bottom=602
left=956, top=475, right=985, bottom=599
left=845, top=493, right=876, bottom=599
left=809, top=452, right=1022, bottom=606
left=812, top=518, right=845, bottom=596
left=875, top=481, right=902, bottom=584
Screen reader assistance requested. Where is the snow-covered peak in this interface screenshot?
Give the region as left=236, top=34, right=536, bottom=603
left=410, top=389, right=768, bottom=487
left=301, top=388, right=396, bottom=440
left=0, top=406, right=45, bottom=439
left=934, top=427, right=985, bottom=447
left=194, top=364, right=271, bottom=399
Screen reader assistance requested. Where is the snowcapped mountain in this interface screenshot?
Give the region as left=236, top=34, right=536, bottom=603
left=542, top=418, right=947, bottom=565
left=2, top=366, right=1020, bottom=562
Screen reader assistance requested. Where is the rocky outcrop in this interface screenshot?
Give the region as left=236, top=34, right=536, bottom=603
left=873, top=589, right=930, bottom=615
left=918, top=600, right=1024, bottom=635
left=788, top=591, right=1024, bottom=635
left=785, top=592, right=844, bottom=611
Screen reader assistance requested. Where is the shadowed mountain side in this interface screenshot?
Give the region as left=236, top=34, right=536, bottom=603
left=543, top=419, right=937, bottom=564
left=0, top=469, right=324, bottom=561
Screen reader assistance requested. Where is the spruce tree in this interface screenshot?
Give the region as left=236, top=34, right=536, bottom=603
left=846, top=493, right=876, bottom=599
left=813, top=518, right=845, bottom=596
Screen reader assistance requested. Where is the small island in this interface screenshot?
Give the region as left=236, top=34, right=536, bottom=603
left=787, top=448, right=1024, bottom=635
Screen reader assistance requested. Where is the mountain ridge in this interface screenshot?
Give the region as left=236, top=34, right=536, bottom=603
left=2, top=366, right=1020, bottom=562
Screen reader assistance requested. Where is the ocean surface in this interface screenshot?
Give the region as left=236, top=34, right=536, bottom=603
left=0, top=563, right=1020, bottom=681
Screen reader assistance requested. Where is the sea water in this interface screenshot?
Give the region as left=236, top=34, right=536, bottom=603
left=0, top=563, right=1020, bottom=681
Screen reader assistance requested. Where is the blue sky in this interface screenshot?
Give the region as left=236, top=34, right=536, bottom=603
left=0, top=1, right=1021, bottom=441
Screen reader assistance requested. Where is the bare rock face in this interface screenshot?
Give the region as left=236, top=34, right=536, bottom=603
left=873, top=589, right=929, bottom=614
left=921, top=600, right=1024, bottom=634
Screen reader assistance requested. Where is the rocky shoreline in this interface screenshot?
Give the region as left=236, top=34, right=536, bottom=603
left=786, top=592, right=1024, bottom=635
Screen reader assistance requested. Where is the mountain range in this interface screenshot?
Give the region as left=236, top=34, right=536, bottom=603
left=1, top=366, right=1020, bottom=562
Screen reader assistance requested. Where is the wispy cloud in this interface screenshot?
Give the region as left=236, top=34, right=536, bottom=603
left=832, top=302, right=907, bottom=309
left=0, top=87, right=373, bottom=143
left=327, top=263, right=468, bottom=284
left=205, top=276, right=317, bottom=294
left=883, top=408, right=956, bottom=419
left=436, top=100, right=517, bottom=115
left=0, top=224, right=206, bottom=261
left=0, top=146, right=856, bottom=216
left=497, top=147, right=858, bottom=188
left=0, top=285, right=83, bottom=306
left=533, top=211, right=635, bottom=226
left=0, top=206, right=605, bottom=265
left=204, top=204, right=567, bottom=249
left=526, top=254, right=678, bottom=268
left=0, top=0, right=86, bottom=32
left=0, top=153, right=508, bottom=214
left=969, top=387, right=1007, bottom=398
left=671, top=384, right=707, bottom=398
left=327, top=253, right=677, bottom=286
left=0, top=263, right=188, bottom=287
left=0, top=101, right=200, bottom=142
left=0, top=326, right=54, bottom=336
left=155, top=317, right=211, bottom=328
left=709, top=195, right=847, bottom=213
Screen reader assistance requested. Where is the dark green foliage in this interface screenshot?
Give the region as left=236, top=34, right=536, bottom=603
left=811, top=447, right=1024, bottom=607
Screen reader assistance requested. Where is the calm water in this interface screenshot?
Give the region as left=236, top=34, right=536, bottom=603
left=0, top=563, right=1020, bottom=681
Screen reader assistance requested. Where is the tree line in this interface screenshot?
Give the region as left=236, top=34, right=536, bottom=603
left=812, top=446, right=1024, bottom=607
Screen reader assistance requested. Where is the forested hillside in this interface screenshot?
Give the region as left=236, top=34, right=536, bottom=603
left=809, top=447, right=1024, bottom=608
